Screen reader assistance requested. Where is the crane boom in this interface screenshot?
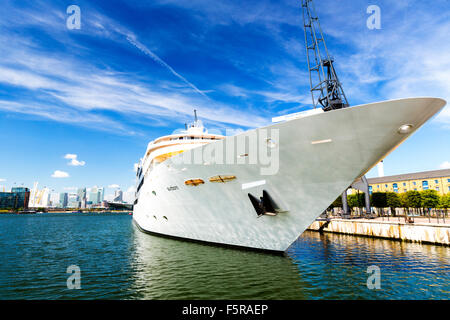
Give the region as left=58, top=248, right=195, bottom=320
left=301, top=0, right=349, bottom=111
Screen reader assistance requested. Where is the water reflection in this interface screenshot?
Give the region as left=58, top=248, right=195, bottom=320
left=129, top=225, right=449, bottom=300
left=128, top=225, right=306, bottom=299
left=287, top=231, right=450, bottom=299
left=0, top=213, right=447, bottom=300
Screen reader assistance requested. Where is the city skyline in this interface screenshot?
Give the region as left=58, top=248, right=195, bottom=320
left=0, top=0, right=449, bottom=194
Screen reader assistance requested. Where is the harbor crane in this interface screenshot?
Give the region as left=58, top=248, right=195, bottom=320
left=301, top=0, right=371, bottom=214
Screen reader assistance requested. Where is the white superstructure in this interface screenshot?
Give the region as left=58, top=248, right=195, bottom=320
left=133, top=98, right=446, bottom=252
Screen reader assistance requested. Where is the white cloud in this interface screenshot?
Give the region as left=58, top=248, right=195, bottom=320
left=0, top=7, right=269, bottom=132
left=64, top=154, right=86, bottom=166
left=0, top=178, right=6, bottom=182
left=63, top=186, right=77, bottom=191
left=51, top=170, right=70, bottom=178
left=108, top=184, right=120, bottom=189
left=123, top=186, right=136, bottom=204
left=439, top=161, right=450, bottom=169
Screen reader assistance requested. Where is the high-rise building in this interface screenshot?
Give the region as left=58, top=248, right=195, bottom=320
left=49, top=192, right=60, bottom=207
left=113, top=190, right=123, bottom=202
left=67, top=193, right=79, bottom=208
left=77, top=188, right=87, bottom=208
left=29, top=182, right=50, bottom=208
left=0, top=187, right=30, bottom=210
left=98, top=187, right=105, bottom=202
left=59, top=193, right=68, bottom=208
left=89, top=186, right=99, bottom=204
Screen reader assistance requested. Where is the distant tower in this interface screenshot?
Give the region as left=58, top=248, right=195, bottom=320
left=59, top=193, right=68, bottom=208
left=301, top=0, right=349, bottom=111
left=377, top=160, right=385, bottom=177
left=113, top=190, right=123, bottom=203
left=77, top=187, right=87, bottom=208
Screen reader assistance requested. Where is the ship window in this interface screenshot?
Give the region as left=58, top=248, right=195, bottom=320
left=209, top=175, right=237, bottom=183
left=152, top=191, right=156, bottom=196
left=137, top=178, right=144, bottom=193
left=153, top=215, right=157, bottom=219
left=185, top=179, right=205, bottom=186
left=163, top=216, right=168, bottom=221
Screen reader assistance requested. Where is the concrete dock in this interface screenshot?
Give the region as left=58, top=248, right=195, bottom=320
left=308, top=217, right=450, bottom=246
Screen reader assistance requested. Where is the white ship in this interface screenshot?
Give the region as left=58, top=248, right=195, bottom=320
left=133, top=97, right=446, bottom=252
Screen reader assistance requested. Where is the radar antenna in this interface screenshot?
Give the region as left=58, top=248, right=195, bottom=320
left=301, top=0, right=349, bottom=111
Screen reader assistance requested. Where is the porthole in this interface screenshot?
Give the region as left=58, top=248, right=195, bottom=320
left=163, top=216, right=168, bottom=221
left=152, top=190, right=156, bottom=196
left=153, top=215, right=157, bottom=220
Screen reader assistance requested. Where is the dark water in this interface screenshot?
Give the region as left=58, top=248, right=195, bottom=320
left=0, top=213, right=448, bottom=299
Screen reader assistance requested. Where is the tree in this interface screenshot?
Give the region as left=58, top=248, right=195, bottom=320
left=347, top=194, right=359, bottom=214
left=439, top=194, right=450, bottom=209
left=331, top=195, right=342, bottom=208
left=386, top=192, right=400, bottom=216
left=420, top=190, right=440, bottom=209
left=406, top=190, right=421, bottom=215
left=371, top=192, right=387, bottom=215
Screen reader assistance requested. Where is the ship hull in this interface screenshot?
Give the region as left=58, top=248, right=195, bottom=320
left=133, top=98, right=446, bottom=252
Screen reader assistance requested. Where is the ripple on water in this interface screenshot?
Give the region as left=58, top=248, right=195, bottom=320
left=0, top=214, right=448, bottom=299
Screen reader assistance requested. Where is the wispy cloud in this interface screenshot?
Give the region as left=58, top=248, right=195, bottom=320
left=126, top=34, right=209, bottom=99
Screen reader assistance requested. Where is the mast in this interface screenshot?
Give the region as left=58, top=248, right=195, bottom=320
left=301, top=0, right=349, bottom=111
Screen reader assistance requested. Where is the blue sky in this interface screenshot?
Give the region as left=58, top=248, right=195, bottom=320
left=0, top=0, right=449, bottom=200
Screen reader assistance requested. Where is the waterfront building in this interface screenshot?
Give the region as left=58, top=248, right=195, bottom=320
left=98, top=187, right=105, bottom=202
left=113, top=190, right=123, bottom=202
left=89, top=186, right=99, bottom=204
left=67, top=193, right=79, bottom=208
left=352, top=168, right=450, bottom=195
left=59, top=193, right=68, bottom=208
left=49, top=192, right=60, bottom=207
left=29, top=182, right=50, bottom=208
left=0, top=187, right=30, bottom=210
left=77, top=187, right=87, bottom=209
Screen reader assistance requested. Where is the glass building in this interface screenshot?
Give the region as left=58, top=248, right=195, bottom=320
left=0, top=188, right=30, bottom=210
